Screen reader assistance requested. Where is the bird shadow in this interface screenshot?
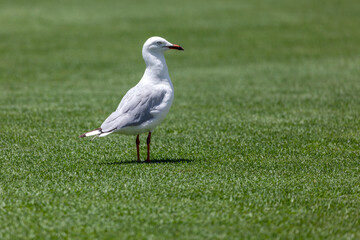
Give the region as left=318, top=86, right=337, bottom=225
left=100, top=158, right=194, bottom=165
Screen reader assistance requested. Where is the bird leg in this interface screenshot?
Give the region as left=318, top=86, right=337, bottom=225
left=146, top=132, right=152, bottom=162
left=136, top=135, right=140, bottom=161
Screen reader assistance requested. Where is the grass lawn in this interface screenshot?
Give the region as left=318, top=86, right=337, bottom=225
left=1, top=0, right=360, bottom=239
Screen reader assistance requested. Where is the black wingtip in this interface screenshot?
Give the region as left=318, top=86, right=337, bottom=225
left=79, top=133, right=86, bottom=138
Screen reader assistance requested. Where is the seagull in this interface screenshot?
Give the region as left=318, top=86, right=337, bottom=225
left=79, top=36, right=184, bottom=162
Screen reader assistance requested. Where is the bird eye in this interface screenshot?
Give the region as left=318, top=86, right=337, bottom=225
left=156, top=41, right=162, bottom=45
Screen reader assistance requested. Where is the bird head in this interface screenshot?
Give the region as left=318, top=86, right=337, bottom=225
left=143, top=36, right=184, bottom=54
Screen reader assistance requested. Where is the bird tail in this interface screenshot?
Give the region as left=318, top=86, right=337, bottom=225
left=78, top=128, right=112, bottom=138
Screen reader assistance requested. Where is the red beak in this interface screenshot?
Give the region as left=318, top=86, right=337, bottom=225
left=168, top=44, right=184, bottom=50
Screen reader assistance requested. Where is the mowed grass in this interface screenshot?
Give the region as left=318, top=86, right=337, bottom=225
left=1, top=0, right=360, bottom=239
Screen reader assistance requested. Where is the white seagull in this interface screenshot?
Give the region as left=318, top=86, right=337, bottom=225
left=79, top=36, right=184, bottom=162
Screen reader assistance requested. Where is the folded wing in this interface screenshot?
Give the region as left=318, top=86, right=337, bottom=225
left=100, top=85, right=166, bottom=132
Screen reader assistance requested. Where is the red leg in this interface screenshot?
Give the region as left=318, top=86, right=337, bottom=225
left=136, top=135, right=140, bottom=162
left=146, top=132, right=151, bottom=162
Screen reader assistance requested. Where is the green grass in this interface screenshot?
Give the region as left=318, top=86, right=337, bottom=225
left=1, top=0, right=360, bottom=239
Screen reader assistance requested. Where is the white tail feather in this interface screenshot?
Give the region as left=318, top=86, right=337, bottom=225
left=79, top=128, right=113, bottom=138
left=99, top=132, right=112, bottom=137
left=85, top=129, right=102, bottom=137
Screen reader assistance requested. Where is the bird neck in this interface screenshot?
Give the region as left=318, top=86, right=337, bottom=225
left=142, top=51, right=170, bottom=81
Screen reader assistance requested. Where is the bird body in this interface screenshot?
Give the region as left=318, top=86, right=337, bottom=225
left=79, top=36, right=184, bottom=162
left=101, top=81, right=174, bottom=136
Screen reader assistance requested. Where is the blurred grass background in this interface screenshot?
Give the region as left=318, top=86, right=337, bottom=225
left=1, top=0, right=360, bottom=239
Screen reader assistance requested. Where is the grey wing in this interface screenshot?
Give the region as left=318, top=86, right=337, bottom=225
left=100, top=86, right=166, bottom=132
